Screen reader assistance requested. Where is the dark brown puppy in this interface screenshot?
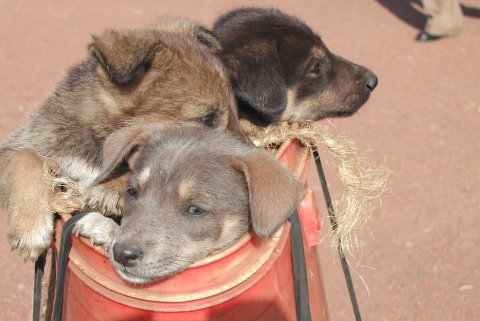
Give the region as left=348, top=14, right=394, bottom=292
left=0, top=19, right=242, bottom=260
left=74, top=125, right=304, bottom=284
left=213, top=7, right=378, bottom=126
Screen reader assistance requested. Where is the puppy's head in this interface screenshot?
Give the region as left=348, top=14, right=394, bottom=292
left=88, top=24, right=242, bottom=138
left=213, top=8, right=378, bottom=125
left=94, top=125, right=304, bottom=284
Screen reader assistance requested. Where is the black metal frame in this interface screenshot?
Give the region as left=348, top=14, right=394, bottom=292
left=312, top=147, right=363, bottom=321
left=32, top=212, right=89, bottom=321
left=33, top=252, right=47, bottom=321
left=290, top=209, right=312, bottom=321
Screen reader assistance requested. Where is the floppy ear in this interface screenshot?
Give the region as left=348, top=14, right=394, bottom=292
left=228, top=149, right=304, bottom=237
left=88, top=29, right=162, bottom=85
left=93, top=126, right=153, bottom=185
left=194, top=26, right=223, bottom=53
left=226, top=41, right=288, bottom=122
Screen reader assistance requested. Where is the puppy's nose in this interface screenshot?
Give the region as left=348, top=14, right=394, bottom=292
left=112, top=242, right=143, bottom=267
left=364, top=71, right=378, bottom=92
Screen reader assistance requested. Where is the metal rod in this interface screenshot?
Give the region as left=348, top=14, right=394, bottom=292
left=290, top=209, right=312, bottom=321
left=51, top=212, right=90, bottom=321
left=33, top=251, right=47, bottom=321
left=312, top=147, right=363, bottom=321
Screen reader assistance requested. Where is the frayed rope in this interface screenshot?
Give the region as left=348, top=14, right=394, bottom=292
left=247, top=122, right=390, bottom=252
left=43, top=160, right=84, bottom=214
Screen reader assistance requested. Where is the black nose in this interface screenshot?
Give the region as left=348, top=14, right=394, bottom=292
left=364, top=71, right=378, bottom=92
left=112, top=242, right=143, bottom=267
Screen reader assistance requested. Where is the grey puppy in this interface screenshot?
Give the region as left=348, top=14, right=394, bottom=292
left=75, top=125, right=304, bottom=284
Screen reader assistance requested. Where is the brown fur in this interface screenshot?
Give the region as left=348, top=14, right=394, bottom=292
left=0, top=18, right=243, bottom=260
left=150, top=16, right=223, bottom=53
left=213, top=8, right=378, bottom=126
left=74, top=125, right=304, bottom=283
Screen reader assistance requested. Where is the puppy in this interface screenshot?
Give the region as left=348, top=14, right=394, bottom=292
left=213, top=7, right=379, bottom=126
left=0, top=18, right=243, bottom=260
left=74, top=125, right=304, bottom=284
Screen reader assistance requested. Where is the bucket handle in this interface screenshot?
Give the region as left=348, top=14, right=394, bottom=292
left=32, top=212, right=90, bottom=321
left=33, top=251, right=47, bottom=321
left=312, top=147, right=363, bottom=321
left=290, top=209, right=312, bottom=321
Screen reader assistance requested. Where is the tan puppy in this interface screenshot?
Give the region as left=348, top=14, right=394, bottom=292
left=0, top=18, right=242, bottom=260
left=74, top=125, right=304, bottom=283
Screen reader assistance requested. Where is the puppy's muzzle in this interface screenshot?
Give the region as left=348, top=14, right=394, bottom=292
left=112, top=242, right=143, bottom=267
left=363, top=70, right=378, bottom=92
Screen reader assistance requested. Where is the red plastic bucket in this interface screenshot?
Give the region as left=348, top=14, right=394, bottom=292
left=54, top=139, right=330, bottom=321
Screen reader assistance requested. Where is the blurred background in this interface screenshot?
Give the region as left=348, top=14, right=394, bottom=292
left=0, top=1, right=479, bottom=320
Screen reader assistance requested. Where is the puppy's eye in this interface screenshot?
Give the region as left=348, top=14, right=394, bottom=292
left=118, top=160, right=130, bottom=171
left=185, top=205, right=205, bottom=216
left=126, top=187, right=138, bottom=198
left=200, top=112, right=217, bottom=128
left=309, top=62, right=321, bottom=75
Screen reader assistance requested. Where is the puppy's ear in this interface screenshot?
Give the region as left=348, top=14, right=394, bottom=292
left=228, top=149, right=304, bottom=237
left=226, top=41, right=288, bottom=122
left=194, top=26, right=222, bottom=53
left=94, top=126, right=154, bottom=185
left=88, top=29, right=162, bottom=86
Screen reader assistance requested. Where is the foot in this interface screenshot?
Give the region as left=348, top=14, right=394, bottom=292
left=73, top=212, right=119, bottom=249
left=4, top=149, right=55, bottom=260
left=8, top=212, right=54, bottom=261
left=83, top=185, right=123, bottom=216
left=416, top=31, right=442, bottom=42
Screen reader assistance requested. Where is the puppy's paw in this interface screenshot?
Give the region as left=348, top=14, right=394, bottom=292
left=73, top=212, right=119, bottom=249
left=84, top=186, right=122, bottom=216
left=8, top=214, right=54, bottom=261
left=6, top=149, right=55, bottom=261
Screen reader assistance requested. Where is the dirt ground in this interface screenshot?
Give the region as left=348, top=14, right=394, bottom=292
left=0, top=1, right=479, bottom=320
